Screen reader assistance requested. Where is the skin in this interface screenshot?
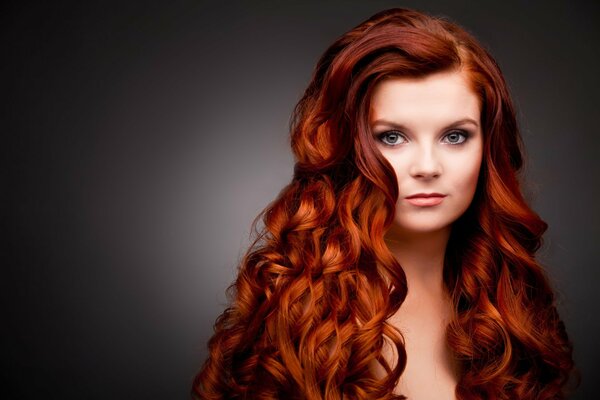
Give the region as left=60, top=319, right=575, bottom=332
left=368, top=69, right=483, bottom=399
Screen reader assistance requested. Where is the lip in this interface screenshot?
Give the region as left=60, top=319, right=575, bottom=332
left=405, top=193, right=446, bottom=207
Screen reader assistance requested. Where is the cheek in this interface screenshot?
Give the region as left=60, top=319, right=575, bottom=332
left=388, top=156, right=410, bottom=177
left=380, top=155, right=405, bottom=182
left=456, top=152, right=482, bottom=192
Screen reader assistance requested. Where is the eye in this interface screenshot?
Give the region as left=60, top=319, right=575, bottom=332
left=442, top=130, right=468, bottom=145
left=377, top=130, right=407, bottom=146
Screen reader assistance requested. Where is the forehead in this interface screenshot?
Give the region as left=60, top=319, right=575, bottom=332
left=369, top=70, right=480, bottom=125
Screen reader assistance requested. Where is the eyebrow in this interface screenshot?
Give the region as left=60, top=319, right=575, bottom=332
left=370, top=117, right=480, bottom=131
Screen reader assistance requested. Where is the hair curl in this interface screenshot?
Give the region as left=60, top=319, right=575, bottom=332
left=192, top=8, right=576, bottom=399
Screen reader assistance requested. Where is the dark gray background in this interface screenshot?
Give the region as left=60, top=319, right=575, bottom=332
left=3, top=0, right=598, bottom=398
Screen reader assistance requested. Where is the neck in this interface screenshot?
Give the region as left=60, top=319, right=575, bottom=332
left=384, top=227, right=451, bottom=299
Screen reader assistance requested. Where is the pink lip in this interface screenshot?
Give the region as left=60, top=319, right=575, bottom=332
left=405, top=193, right=446, bottom=207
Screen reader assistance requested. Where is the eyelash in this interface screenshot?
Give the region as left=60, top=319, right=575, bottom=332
left=376, top=130, right=470, bottom=147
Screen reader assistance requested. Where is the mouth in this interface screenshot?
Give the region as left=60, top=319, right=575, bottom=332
left=405, top=193, right=446, bottom=207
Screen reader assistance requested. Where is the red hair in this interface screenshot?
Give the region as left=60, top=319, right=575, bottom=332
left=192, top=8, right=575, bottom=399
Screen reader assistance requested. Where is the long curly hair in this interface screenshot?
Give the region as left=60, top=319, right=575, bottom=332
left=192, top=8, right=575, bottom=399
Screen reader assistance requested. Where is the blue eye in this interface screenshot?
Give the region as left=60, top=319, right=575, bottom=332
left=442, top=130, right=468, bottom=145
left=377, top=131, right=407, bottom=146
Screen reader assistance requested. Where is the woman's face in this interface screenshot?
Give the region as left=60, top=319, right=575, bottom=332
left=369, top=70, right=483, bottom=239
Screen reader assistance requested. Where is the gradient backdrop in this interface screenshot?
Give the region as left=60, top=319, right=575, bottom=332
left=3, top=1, right=599, bottom=398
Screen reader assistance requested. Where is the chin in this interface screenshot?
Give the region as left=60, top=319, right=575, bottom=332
left=391, top=219, right=453, bottom=237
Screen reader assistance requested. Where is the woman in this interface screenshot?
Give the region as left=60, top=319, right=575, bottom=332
left=192, top=8, right=575, bottom=399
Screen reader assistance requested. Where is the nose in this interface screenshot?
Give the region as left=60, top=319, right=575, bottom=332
left=408, top=144, right=442, bottom=179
